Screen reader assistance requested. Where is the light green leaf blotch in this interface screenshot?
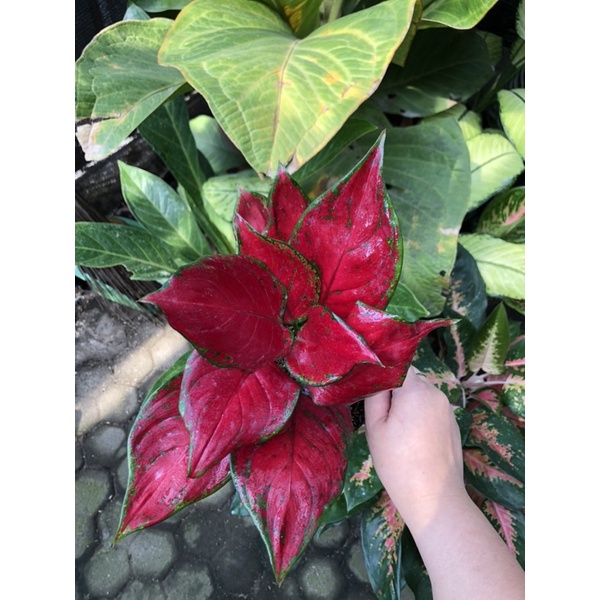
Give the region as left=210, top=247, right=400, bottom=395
left=459, top=233, right=525, bottom=300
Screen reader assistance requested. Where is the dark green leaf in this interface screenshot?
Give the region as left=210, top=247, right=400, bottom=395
left=75, top=222, right=188, bottom=281
left=384, top=117, right=471, bottom=315
left=384, top=282, right=430, bottom=323
left=442, top=310, right=476, bottom=379
left=373, top=29, right=494, bottom=118
left=259, top=0, right=322, bottom=37
left=118, top=162, right=209, bottom=258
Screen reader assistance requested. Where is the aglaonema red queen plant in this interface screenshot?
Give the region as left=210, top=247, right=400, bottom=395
left=115, top=134, right=451, bottom=583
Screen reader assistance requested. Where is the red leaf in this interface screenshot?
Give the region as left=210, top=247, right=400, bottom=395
left=284, top=304, right=381, bottom=386
left=116, top=374, right=230, bottom=539
left=290, top=137, right=400, bottom=319
left=235, top=216, right=320, bottom=322
left=180, top=351, right=300, bottom=476
left=267, top=166, right=309, bottom=241
left=144, top=255, right=292, bottom=371
left=236, top=188, right=271, bottom=234
left=231, top=396, right=352, bottom=583
left=311, top=303, right=451, bottom=405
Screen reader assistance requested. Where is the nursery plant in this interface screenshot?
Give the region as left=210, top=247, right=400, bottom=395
left=75, top=0, right=525, bottom=597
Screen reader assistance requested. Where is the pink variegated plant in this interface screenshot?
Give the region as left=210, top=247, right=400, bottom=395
left=115, top=136, right=451, bottom=583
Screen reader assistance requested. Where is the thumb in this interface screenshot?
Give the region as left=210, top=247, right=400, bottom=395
left=364, top=389, right=392, bottom=430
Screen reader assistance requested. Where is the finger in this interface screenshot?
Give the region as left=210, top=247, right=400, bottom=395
left=364, top=389, right=392, bottom=428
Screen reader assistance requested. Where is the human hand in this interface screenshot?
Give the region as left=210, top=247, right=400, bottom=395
left=364, top=366, right=465, bottom=529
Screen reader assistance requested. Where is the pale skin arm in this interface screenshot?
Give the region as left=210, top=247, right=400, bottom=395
left=364, top=367, right=525, bottom=600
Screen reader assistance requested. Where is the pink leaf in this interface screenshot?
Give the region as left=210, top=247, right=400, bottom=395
left=267, top=166, right=309, bottom=241
left=311, top=303, right=451, bottom=405
left=180, top=351, right=300, bottom=477
left=284, top=304, right=381, bottom=386
left=235, top=216, right=320, bottom=322
left=290, top=137, right=400, bottom=319
left=116, top=374, right=230, bottom=539
left=143, top=255, right=292, bottom=371
left=231, top=395, right=351, bottom=583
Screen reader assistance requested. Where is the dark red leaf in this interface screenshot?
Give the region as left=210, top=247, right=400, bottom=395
left=290, top=136, right=401, bottom=319
left=311, top=303, right=451, bottom=405
left=267, top=166, right=309, bottom=241
left=231, top=395, right=352, bottom=583
left=143, top=255, right=292, bottom=371
left=284, top=304, right=381, bottom=386
left=116, top=374, right=230, bottom=539
left=236, top=188, right=271, bottom=234
left=235, top=216, right=320, bottom=322
left=180, top=351, right=300, bottom=477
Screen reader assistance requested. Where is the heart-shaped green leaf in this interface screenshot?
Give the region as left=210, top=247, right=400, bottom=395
left=159, top=0, right=417, bottom=175
left=75, top=19, right=186, bottom=161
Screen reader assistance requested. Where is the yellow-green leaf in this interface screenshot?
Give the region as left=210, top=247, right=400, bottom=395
left=459, top=233, right=525, bottom=301
left=422, top=0, right=499, bottom=29
left=75, top=19, right=186, bottom=161
left=498, top=88, right=525, bottom=160
left=159, top=0, right=417, bottom=175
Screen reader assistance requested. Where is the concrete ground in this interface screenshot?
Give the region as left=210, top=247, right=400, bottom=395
left=75, top=288, right=416, bottom=600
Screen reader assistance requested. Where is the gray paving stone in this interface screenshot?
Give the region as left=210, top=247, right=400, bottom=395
left=117, top=579, right=166, bottom=600
left=97, top=496, right=125, bottom=544
left=85, top=424, right=127, bottom=467
left=299, top=556, right=344, bottom=600
left=212, top=537, right=263, bottom=594
left=162, top=563, right=213, bottom=600
left=76, top=468, right=113, bottom=559
left=76, top=438, right=85, bottom=471
left=127, top=529, right=177, bottom=579
left=116, top=455, right=130, bottom=493
left=400, top=584, right=416, bottom=600
left=83, top=543, right=131, bottom=598
left=197, top=479, right=234, bottom=509
left=314, top=521, right=350, bottom=549
left=347, top=542, right=369, bottom=585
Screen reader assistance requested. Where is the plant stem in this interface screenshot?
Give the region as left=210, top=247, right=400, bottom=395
left=327, top=0, right=344, bottom=23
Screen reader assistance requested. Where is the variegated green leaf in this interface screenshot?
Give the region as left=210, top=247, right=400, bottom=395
left=75, top=19, right=186, bottom=161
left=75, top=222, right=187, bottom=281
left=463, top=448, right=524, bottom=510
left=413, top=340, right=463, bottom=406
left=384, top=117, right=471, bottom=314
left=459, top=233, right=525, bottom=301
left=343, top=429, right=383, bottom=512
left=421, top=0, right=498, bottom=29
left=159, top=0, right=417, bottom=175
left=361, top=491, right=404, bottom=600
left=374, top=29, right=494, bottom=118
left=467, top=404, right=524, bottom=482
left=118, top=162, right=209, bottom=258
left=466, top=131, right=524, bottom=211
left=482, top=500, right=525, bottom=568
left=443, top=310, right=476, bottom=380
left=498, top=88, right=525, bottom=159
left=467, top=303, right=510, bottom=375
left=502, top=336, right=525, bottom=418
left=476, top=186, right=525, bottom=242
left=445, top=244, right=488, bottom=330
